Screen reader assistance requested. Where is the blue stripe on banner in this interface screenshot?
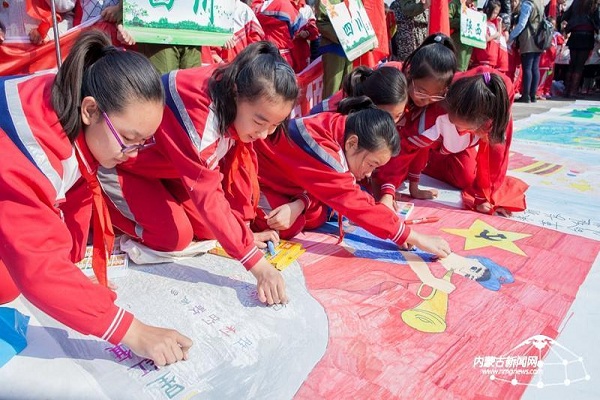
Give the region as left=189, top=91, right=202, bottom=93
left=0, top=76, right=38, bottom=170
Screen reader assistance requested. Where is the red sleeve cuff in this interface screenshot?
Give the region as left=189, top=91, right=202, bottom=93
left=407, top=173, right=421, bottom=183
left=104, top=308, right=134, bottom=345
left=293, top=193, right=311, bottom=211
left=391, top=222, right=411, bottom=245
left=473, top=195, right=488, bottom=206
left=380, top=184, right=396, bottom=197
left=239, top=246, right=263, bottom=270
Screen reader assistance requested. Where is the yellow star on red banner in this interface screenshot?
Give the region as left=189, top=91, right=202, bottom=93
left=442, top=219, right=532, bottom=256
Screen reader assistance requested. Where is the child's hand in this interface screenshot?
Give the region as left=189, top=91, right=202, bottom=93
left=409, top=182, right=438, bottom=199
left=223, top=37, right=236, bottom=49
left=495, top=207, right=512, bottom=217
left=250, top=260, right=288, bottom=305
left=117, top=24, right=136, bottom=46
left=28, top=28, right=45, bottom=45
left=121, top=318, right=193, bottom=367
left=266, top=200, right=304, bottom=231
left=296, top=30, right=310, bottom=39
left=379, top=194, right=398, bottom=212
left=253, top=230, right=280, bottom=249
left=406, top=231, right=452, bottom=258
left=476, top=201, right=494, bottom=214
left=101, top=3, right=123, bottom=23
left=211, top=53, right=225, bottom=63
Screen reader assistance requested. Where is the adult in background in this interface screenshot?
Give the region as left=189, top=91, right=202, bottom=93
left=508, top=0, right=545, bottom=102
left=561, top=0, right=600, bottom=97
left=449, top=0, right=475, bottom=71
left=389, top=0, right=430, bottom=61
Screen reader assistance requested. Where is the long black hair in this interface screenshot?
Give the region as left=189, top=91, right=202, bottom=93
left=342, top=65, right=408, bottom=107
left=484, top=0, right=502, bottom=18
left=52, top=30, right=164, bottom=142
left=209, top=41, right=299, bottom=135
left=445, top=72, right=510, bottom=143
left=403, top=33, right=457, bottom=88
left=338, top=96, right=400, bottom=157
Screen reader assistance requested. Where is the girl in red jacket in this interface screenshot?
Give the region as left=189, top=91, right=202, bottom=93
left=252, top=0, right=300, bottom=69
left=374, top=33, right=457, bottom=209
left=310, top=63, right=408, bottom=123
left=291, top=0, right=320, bottom=72
left=403, top=67, right=528, bottom=216
left=98, top=42, right=298, bottom=306
left=470, top=0, right=502, bottom=69
left=0, top=31, right=192, bottom=366
left=206, top=0, right=265, bottom=64
left=253, top=97, right=452, bottom=258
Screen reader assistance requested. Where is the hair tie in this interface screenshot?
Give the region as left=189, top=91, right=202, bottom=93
left=434, top=35, right=443, bottom=43
left=275, top=61, right=295, bottom=77
left=101, top=45, right=120, bottom=56
left=483, top=72, right=491, bottom=85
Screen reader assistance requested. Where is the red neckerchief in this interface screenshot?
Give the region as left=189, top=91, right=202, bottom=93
left=74, top=135, right=114, bottom=287
left=224, top=130, right=260, bottom=211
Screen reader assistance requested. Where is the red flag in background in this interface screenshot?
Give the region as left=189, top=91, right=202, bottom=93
left=0, top=21, right=119, bottom=76
left=548, top=0, right=557, bottom=17
left=428, top=0, right=450, bottom=35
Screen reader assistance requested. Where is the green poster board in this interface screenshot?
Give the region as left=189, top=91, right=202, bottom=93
left=460, top=7, right=487, bottom=50
left=323, top=0, right=378, bottom=61
left=123, top=0, right=235, bottom=46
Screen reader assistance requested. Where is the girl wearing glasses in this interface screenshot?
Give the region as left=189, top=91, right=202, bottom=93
left=0, top=31, right=192, bottom=366
left=373, top=33, right=457, bottom=210
left=420, top=67, right=527, bottom=216
left=97, top=41, right=298, bottom=306
left=253, top=97, right=452, bottom=258
left=390, top=67, right=527, bottom=216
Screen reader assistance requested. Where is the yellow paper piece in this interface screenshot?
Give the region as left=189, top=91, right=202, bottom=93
left=209, top=240, right=305, bottom=271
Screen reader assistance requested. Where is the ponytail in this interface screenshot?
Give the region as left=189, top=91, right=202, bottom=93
left=342, top=66, right=374, bottom=97
left=337, top=95, right=378, bottom=115
left=209, top=41, right=299, bottom=135
left=52, top=30, right=164, bottom=142
left=445, top=72, right=510, bottom=143
left=403, top=33, right=457, bottom=86
left=343, top=104, right=400, bottom=157
left=342, top=66, right=408, bottom=107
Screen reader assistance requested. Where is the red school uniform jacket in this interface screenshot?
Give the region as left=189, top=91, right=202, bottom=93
left=450, top=66, right=521, bottom=208
left=116, top=65, right=263, bottom=270
left=407, top=67, right=526, bottom=210
left=291, top=2, right=320, bottom=72
left=539, top=32, right=564, bottom=69
left=470, top=18, right=501, bottom=68
left=255, top=112, right=412, bottom=245
left=371, top=103, right=433, bottom=198
left=0, top=73, right=133, bottom=343
left=252, top=0, right=300, bottom=67
left=211, top=1, right=265, bottom=63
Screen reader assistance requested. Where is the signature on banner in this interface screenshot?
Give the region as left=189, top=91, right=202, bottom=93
left=512, top=209, right=600, bottom=238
